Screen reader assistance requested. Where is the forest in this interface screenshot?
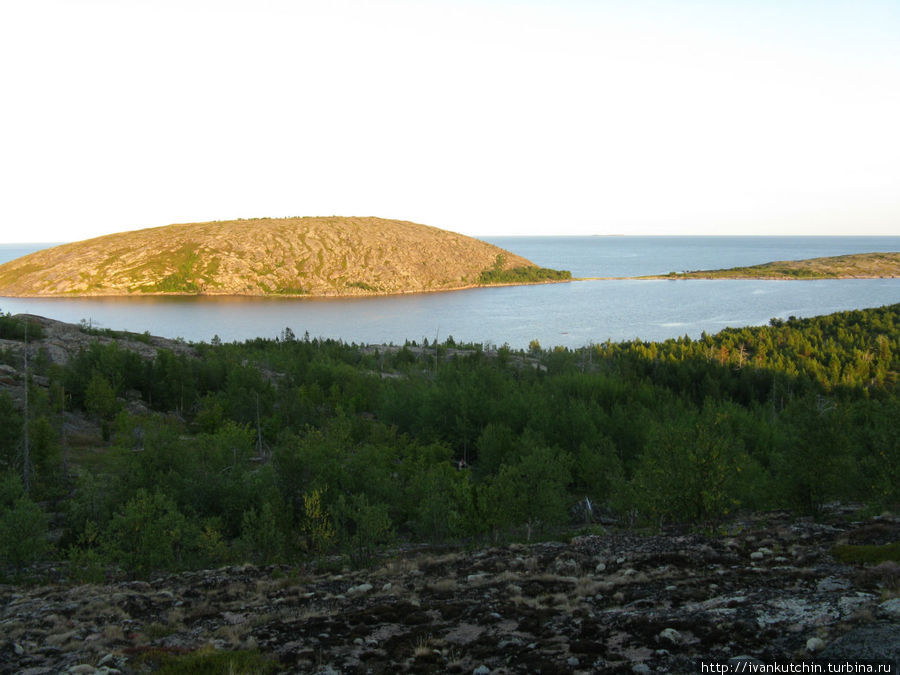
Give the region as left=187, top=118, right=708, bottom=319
left=0, top=304, right=898, bottom=581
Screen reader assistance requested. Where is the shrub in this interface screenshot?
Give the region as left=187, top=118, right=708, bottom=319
left=104, top=489, right=198, bottom=576
left=0, top=473, right=49, bottom=573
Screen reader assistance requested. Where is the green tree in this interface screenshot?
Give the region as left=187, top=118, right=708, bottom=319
left=488, top=441, right=572, bottom=541
left=104, top=489, right=198, bottom=576
left=632, top=404, right=744, bottom=525
left=300, top=488, right=336, bottom=556
left=0, top=473, right=49, bottom=574
left=334, top=493, right=394, bottom=568
left=236, top=497, right=288, bottom=564
left=84, top=371, right=120, bottom=440
left=773, top=396, right=855, bottom=514
left=0, top=393, right=23, bottom=472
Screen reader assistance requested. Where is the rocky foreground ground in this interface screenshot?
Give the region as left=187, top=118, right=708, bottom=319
left=2, top=509, right=899, bottom=674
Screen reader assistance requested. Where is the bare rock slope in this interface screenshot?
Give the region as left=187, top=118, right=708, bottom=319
left=0, top=217, right=545, bottom=297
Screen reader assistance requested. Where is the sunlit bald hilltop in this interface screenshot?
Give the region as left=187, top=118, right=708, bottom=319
left=0, top=217, right=570, bottom=297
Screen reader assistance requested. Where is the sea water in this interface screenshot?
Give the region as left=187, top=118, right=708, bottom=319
left=1, top=237, right=898, bottom=349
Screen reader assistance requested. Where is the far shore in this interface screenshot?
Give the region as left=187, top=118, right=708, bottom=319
left=578, top=251, right=900, bottom=281
left=0, top=277, right=574, bottom=300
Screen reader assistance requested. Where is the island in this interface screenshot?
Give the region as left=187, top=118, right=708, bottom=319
left=642, top=252, right=900, bottom=280
left=0, top=216, right=570, bottom=297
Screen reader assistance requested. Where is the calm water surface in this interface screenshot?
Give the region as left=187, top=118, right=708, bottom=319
left=1, top=237, right=898, bottom=348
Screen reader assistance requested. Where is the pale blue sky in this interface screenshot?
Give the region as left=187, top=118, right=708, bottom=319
left=1, top=0, right=898, bottom=242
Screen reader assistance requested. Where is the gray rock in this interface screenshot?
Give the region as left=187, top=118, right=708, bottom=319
left=806, top=637, right=826, bottom=652
left=222, top=611, right=246, bottom=624
left=473, top=666, right=491, bottom=675
left=347, top=582, right=372, bottom=595
left=816, top=576, right=851, bottom=593
left=553, top=558, right=578, bottom=574
left=658, top=627, right=682, bottom=645
left=314, top=667, right=342, bottom=675
left=632, top=664, right=651, bottom=674
left=819, top=624, right=900, bottom=665
left=879, top=598, right=900, bottom=618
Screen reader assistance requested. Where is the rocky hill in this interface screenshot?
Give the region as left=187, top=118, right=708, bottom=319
left=0, top=217, right=568, bottom=297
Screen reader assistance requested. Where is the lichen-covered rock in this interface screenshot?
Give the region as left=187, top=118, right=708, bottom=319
left=2, top=509, right=898, bottom=674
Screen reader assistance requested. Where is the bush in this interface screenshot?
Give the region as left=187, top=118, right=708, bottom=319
left=104, top=489, right=199, bottom=576
left=0, top=473, right=49, bottom=573
left=236, top=500, right=287, bottom=564
left=832, top=543, right=900, bottom=565
left=334, top=493, right=394, bottom=568
left=0, top=313, right=44, bottom=341
left=631, top=405, right=744, bottom=525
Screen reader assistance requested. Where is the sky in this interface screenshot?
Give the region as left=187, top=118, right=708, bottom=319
left=2, top=0, right=899, bottom=242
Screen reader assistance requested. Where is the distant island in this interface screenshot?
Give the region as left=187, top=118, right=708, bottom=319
left=0, top=217, right=570, bottom=297
left=639, top=252, right=900, bottom=280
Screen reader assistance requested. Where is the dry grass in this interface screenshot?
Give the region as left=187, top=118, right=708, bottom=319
left=427, top=578, right=459, bottom=593
left=413, top=633, right=434, bottom=657
left=574, top=576, right=604, bottom=597
left=102, top=624, right=125, bottom=642
left=214, top=623, right=251, bottom=647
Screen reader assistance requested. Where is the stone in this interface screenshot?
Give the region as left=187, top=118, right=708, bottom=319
left=819, top=624, right=900, bottom=664
left=806, top=637, right=826, bottom=652
left=313, top=667, right=341, bottom=675
left=816, top=576, right=850, bottom=593
left=632, top=664, right=651, bottom=674
left=750, top=551, right=765, bottom=561
left=473, top=666, right=491, bottom=675
left=879, top=598, right=900, bottom=618
left=222, top=611, right=246, bottom=624
left=347, top=583, right=372, bottom=595
left=658, top=627, right=682, bottom=645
